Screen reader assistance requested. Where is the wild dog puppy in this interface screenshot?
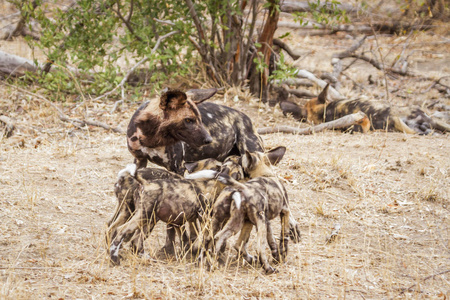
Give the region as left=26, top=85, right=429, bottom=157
left=107, top=165, right=183, bottom=254
left=188, top=147, right=292, bottom=274
left=109, top=159, right=244, bottom=264
left=284, top=84, right=449, bottom=134
left=127, top=88, right=215, bottom=170
left=128, top=90, right=264, bottom=174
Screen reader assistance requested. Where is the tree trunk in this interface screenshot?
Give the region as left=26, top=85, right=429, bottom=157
left=249, top=0, right=279, bottom=101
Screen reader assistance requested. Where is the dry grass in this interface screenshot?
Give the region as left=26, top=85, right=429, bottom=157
left=1, top=92, right=449, bottom=299
left=1, top=13, right=450, bottom=299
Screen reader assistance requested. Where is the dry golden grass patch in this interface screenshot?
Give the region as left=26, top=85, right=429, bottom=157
left=1, top=87, right=449, bottom=298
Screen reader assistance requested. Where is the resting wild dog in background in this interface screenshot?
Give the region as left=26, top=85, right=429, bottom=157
left=187, top=147, right=293, bottom=274
left=127, top=89, right=264, bottom=174
left=281, top=84, right=450, bottom=134
left=109, top=159, right=244, bottom=264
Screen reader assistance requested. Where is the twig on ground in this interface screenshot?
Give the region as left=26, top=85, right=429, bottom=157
left=257, top=111, right=368, bottom=135
left=398, top=269, right=450, bottom=295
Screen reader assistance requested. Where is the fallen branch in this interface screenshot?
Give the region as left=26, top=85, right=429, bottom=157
left=257, top=111, right=368, bottom=135
left=275, top=78, right=313, bottom=87
left=294, top=69, right=345, bottom=100
left=273, top=38, right=302, bottom=60
left=0, top=82, right=125, bottom=134
left=0, top=115, right=15, bottom=137
left=285, top=88, right=316, bottom=99
left=280, top=1, right=360, bottom=15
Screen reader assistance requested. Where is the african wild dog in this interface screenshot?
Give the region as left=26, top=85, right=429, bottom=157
left=106, top=165, right=182, bottom=253
left=127, top=90, right=264, bottom=174
left=127, top=88, right=215, bottom=170
left=186, top=147, right=293, bottom=274
left=282, top=84, right=450, bottom=134
left=109, top=159, right=244, bottom=264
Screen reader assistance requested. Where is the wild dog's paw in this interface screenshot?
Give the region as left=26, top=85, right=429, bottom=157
left=264, top=266, right=278, bottom=275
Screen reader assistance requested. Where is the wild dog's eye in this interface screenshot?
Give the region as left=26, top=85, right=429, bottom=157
left=184, top=118, right=195, bottom=124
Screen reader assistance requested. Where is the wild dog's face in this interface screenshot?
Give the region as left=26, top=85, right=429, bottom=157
left=222, top=156, right=244, bottom=181
left=159, top=89, right=213, bottom=147
left=114, top=175, right=139, bottom=206
left=303, top=84, right=329, bottom=124
left=128, top=89, right=215, bottom=152
left=242, top=146, right=286, bottom=178
left=185, top=158, right=222, bottom=174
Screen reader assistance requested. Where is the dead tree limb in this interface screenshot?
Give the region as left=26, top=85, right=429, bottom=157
left=1, top=0, right=39, bottom=41
left=273, top=38, right=302, bottom=60
left=295, top=69, right=345, bottom=100
left=257, top=111, right=368, bottom=135
left=280, top=1, right=361, bottom=15
left=285, top=88, right=316, bottom=98
left=275, top=78, right=313, bottom=87
left=0, top=50, right=40, bottom=76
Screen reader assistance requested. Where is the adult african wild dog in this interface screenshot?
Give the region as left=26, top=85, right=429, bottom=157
left=281, top=84, right=450, bottom=134
left=127, top=89, right=264, bottom=174
left=108, top=159, right=244, bottom=264
left=127, top=88, right=215, bottom=170
left=186, top=147, right=293, bottom=274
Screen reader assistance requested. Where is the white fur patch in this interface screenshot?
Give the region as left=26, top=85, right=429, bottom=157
left=184, top=170, right=217, bottom=180
left=118, top=164, right=137, bottom=179
left=141, top=146, right=169, bottom=163
left=232, top=192, right=242, bottom=210
left=207, top=113, right=213, bottom=119
left=110, top=239, right=123, bottom=258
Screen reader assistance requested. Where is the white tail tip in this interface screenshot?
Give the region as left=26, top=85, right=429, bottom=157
left=232, top=191, right=242, bottom=210
left=118, top=163, right=137, bottom=179
left=184, top=170, right=217, bottom=180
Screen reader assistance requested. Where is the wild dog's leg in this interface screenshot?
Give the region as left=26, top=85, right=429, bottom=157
left=161, top=225, right=177, bottom=256
left=110, top=209, right=147, bottom=265
left=288, top=215, right=301, bottom=243
left=233, top=222, right=255, bottom=264
left=254, top=213, right=276, bottom=274
left=279, top=209, right=290, bottom=262
left=107, top=202, right=134, bottom=244
left=266, top=220, right=280, bottom=263
left=213, top=209, right=245, bottom=257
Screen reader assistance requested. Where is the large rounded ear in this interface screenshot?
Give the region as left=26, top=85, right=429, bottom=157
left=160, top=89, right=187, bottom=110
left=241, top=150, right=255, bottom=171
left=186, top=88, right=217, bottom=104
left=184, top=162, right=199, bottom=173
left=266, top=146, right=286, bottom=165
left=317, top=83, right=329, bottom=104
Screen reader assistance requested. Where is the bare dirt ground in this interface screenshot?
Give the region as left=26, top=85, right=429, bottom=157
left=1, top=6, right=450, bottom=299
